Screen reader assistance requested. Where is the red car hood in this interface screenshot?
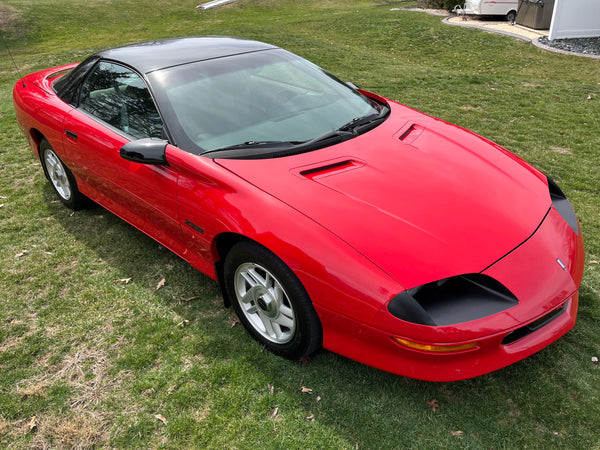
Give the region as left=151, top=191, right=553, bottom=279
left=216, top=101, right=551, bottom=288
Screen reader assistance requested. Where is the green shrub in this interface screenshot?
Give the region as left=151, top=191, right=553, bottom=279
left=416, top=0, right=462, bottom=11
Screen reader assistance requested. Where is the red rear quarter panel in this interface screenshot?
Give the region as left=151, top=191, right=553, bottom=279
left=13, top=65, right=77, bottom=157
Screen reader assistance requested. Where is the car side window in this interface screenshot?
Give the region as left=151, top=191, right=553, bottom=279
left=79, top=61, right=163, bottom=139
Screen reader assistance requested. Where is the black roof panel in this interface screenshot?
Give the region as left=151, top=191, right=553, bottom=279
left=97, top=36, right=279, bottom=73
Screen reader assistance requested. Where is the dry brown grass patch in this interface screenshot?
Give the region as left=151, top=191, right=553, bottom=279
left=1, top=418, right=25, bottom=439
left=0, top=417, right=9, bottom=435
left=0, top=5, right=21, bottom=32
left=551, top=146, right=572, bottom=154
left=193, top=405, right=211, bottom=423
left=18, top=346, right=115, bottom=409
left=0, top=334, right=29, bottom=353
left=1, top=314, right=39, bottom=353
left=55, top=348, right=113, bottom=409
left=33, top=412, right=109, bottom=449
left=459, top=105, right=484, bottom=112
left=11, top=346, right=118, bottom=447
left=18, top=380, right=51, bottom=398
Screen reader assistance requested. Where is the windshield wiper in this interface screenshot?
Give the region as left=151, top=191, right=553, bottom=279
left=298, top=129, right=353, bottom=147
left=202, top=130, right=354, bottom=158
left=200, top=140, right=299, bottom=156
left=338, top=106, right=390, bottom=135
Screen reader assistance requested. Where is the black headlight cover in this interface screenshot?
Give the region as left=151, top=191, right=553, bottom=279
left=388, top=274, right=518, bottom=326
left=547, top=176, right=579, bottom=235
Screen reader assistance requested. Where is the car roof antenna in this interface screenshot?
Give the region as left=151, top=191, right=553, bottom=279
left=2, top=34, right=25, bottom=87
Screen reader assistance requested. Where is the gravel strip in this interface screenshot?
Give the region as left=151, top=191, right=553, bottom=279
left=538, top=36, right=600, bottom=56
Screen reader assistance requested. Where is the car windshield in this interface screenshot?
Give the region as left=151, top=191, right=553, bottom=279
left=148, top=49, right=385, bottom=157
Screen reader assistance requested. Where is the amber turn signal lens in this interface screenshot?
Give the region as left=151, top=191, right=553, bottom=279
left=392, top=337, right=478, bottom=353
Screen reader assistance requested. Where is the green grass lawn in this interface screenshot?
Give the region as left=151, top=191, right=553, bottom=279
left=1, top=0, right=599, bottom=447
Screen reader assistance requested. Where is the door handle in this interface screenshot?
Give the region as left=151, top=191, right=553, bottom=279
left=65, top=130, right=78, bottom=141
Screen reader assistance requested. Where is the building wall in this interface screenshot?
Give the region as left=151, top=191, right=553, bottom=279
left=549, top=0, right=600, bottom=40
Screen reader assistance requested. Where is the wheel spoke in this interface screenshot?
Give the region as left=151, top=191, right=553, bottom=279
left=240, top=290, right=255, bottom=305
left=273, top=313, right=294, bottom=329
left=241, top=269, right=261, bottom=287
left=279, top=304, right=293, bottom=319
left=261, top=314, right=276, bottom=337
left=265, top=272, right=274, bottom=290
left=272, top=322, right=283, bottom=339
left=46, top=153, right=57, bottom=169
left=272, top=284, right=283, bottom=303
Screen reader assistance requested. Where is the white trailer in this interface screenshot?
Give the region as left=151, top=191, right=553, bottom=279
left=454, top=0, right=519, bottom=22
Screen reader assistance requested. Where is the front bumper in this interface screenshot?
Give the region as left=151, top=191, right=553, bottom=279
left=318, top=206, right=585, bottom=381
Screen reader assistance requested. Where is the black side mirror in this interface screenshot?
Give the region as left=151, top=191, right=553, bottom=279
left=120, top=138, right=169, bottom=165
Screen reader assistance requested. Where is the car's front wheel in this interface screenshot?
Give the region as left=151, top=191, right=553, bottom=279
left=40, top=139, right=86, bottom=210
left=224, top=240, right=322, bottom=359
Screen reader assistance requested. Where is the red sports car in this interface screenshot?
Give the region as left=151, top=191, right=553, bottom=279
left=13, top=37, right=584, bottom=381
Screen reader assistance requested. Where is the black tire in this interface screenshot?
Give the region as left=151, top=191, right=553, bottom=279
left=39, top=139, right=86, bottom=210
left=224, top=240, right=322, bottom=359
left=507, top=10, right=516, bottom=22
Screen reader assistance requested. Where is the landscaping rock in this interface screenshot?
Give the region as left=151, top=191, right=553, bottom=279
left=539, top=36, right=600, bottom=56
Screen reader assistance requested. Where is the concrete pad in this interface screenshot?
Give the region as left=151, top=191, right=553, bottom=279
left=445, top=15, right=548, bottom=42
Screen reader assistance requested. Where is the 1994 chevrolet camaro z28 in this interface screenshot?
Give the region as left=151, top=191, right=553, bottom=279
left=13, top=37, right=584, bottom=381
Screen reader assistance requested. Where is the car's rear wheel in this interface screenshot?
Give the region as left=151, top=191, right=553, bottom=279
left=224, top=240, right=322, bottom=359
left=507, top=10, right=516, bottom=22
left=40, top=139, right=86, bottom=210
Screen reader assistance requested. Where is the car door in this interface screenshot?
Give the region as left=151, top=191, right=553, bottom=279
left=61, top=61, right=186, bottom=254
